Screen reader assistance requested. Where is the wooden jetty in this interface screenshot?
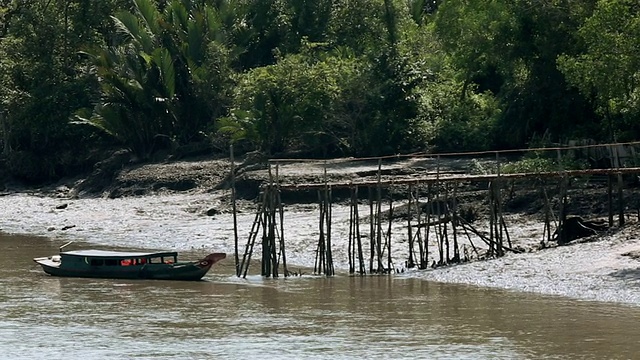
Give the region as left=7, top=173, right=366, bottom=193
left=232, top=141, right=640, bottom=277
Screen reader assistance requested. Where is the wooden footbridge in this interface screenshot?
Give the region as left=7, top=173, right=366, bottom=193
left=228, top=141, right=640, bottom=278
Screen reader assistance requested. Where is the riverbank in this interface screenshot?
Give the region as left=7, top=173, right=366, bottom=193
left=2, top=156, right=639, bottom=306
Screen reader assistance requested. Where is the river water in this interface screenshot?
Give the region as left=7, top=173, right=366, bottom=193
left=2, top=233, right=640, bottom=359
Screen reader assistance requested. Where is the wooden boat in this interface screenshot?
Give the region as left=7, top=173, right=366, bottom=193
left=34, top=243, right=226, bottom=281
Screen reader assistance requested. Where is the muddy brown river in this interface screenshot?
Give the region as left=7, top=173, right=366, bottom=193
left=2, top=233, right=640, bottom=359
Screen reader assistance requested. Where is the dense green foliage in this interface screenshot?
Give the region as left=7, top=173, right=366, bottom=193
left=0, top=0, right=638, bottom=183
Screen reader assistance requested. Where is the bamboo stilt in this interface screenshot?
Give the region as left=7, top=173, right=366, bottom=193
left=452, top=183, right=459, bottom=262
left=407, top=184, right=415, bottom=268
left=231, top=145, right=240, bottom=276
left=354, top=186, right=365, bottom=275
left=414, top=185, right=425, bottom=269
left=348, top=187, right=355, bottom=275
left=369, top=187, right=375, bottom=273
left=376, top=159, right=384, bottom=272
left=275, top=164, right=289, bottom=277
left=387, top=196, right=393, bottom=273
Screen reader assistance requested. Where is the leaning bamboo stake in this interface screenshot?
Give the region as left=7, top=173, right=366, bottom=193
left=457, top=216, right=523, bottom=254
left=457, top=214, right=479, bottom=257
left=240, top=193, right=265, bottom=278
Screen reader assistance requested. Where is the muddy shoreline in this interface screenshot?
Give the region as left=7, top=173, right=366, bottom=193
left=3, top=156, right=640, bottom=306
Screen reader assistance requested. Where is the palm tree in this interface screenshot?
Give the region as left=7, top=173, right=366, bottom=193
left=76, top=0, right=235, bottom=159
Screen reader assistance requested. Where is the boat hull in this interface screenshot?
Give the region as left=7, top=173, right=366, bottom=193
left=34, top=252, right=225, bottom=281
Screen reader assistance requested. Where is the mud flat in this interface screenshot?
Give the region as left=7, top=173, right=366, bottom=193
left=2, top=156, right=640, bottom=306
left=410, top=222, right=640, bottom=305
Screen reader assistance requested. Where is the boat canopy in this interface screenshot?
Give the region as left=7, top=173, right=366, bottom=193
left=61, top=250, right=178, bottom=258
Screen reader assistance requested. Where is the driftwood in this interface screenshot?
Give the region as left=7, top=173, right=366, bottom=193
left=553, top=216, right=608, bottom=245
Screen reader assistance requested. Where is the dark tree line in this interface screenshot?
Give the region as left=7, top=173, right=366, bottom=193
left=0, top=0, right=638, bottom=183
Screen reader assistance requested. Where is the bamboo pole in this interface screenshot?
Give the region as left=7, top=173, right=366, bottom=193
left=407, top=184, right=415, bottom=268
left=452, top=183, right=459, bottom=262
left=613, top=146, right=625, bottom=226
left=348, top=187, right=355, bottom=274
left=376, top=159, right=384, bottom=272
left=557, top=149, right=568, bottom=245
left=488, top=181, right=495, bottom=257
left=386, top=196, right=393, bottom=273
left=369, top=187, right=375, bottom=273
left=354, top=186, right=365, bottom=275
left=495, top=152, right=504, bottom=257
left=443, top=184, right=450, bottom=263
left=424, top=184, right=432, bottom=268
left=261, top=190, right=270, bottom=276
left=415, top=185, right=425, bottom=269
left=240, top=193, right=265, bottom=278
left=230, top=145, right=240, bottom=276
left=315, top=188, right=326, bottom=275
left=275, top=163, right=289, bottom=277
left=326, top=186, right=335, bottom=276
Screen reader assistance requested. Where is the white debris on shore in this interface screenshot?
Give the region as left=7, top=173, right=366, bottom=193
left=1, top=192, right=639, bottom=305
